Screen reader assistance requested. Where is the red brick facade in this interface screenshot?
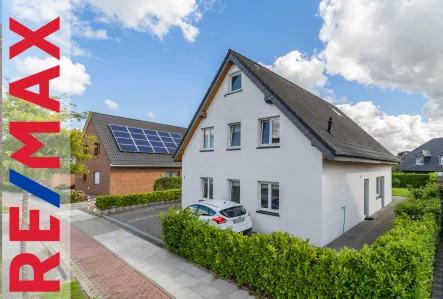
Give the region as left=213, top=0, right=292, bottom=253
left=110, top=167, right=180, bottom=195
left=75, top=120, right=112, bottom=195
left=76, top=119, right=181, bottom=196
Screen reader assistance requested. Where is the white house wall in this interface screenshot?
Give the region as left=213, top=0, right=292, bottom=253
left=182, top=64, right=325, bottom=246
left=321, top=160, right=392, bottom=246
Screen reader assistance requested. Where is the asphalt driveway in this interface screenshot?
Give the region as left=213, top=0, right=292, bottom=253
left=104, top=201, right=180, bottom=243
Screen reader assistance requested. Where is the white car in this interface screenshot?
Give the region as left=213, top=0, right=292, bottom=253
left=184, top=200, right=252, bottom=234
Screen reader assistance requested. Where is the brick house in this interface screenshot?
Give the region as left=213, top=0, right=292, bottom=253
left=76, top=112, right=186, bottom=195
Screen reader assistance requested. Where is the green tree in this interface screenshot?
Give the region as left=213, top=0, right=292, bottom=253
left=2, top=91, right=97, bottom=297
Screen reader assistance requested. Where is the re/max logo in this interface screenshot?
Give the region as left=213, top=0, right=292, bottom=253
left=8, top=17, right=62, bottom=293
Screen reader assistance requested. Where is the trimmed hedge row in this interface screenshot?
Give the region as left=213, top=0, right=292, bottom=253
left=392, top=173, right=434, bottom=188
left=2, top=181, right=23, bottom=193
left=161, top=184, right=442, bottom=299
left=95, top=189, right=181, bottom=210
left=154, top=177, right=182, bottom=191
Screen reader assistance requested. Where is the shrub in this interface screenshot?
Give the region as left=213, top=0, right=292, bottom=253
left=161, top=185, right=442, bottom=299
left=96, top=189, right=181, bottom=210
left=411, top=183, right=443, bottom=200
left=154, top=177, right=182, bottom=191
left=70, top=190, right=86, bottom=202
left=392, top=173, right=432, bottom=188
left=429, top=172, right=439, bottom=183
left=57, top=191, right=71, bottom=204
left=392, top=178, right=401, bottom=188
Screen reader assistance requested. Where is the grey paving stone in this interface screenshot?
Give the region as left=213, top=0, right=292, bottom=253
left=210, top=279, right=238, bottom=295
left=229, top=289, right=249, bottom=299
left=200, top=285, right=221, bottom=299
left=176, top=273, right=204, bottom=288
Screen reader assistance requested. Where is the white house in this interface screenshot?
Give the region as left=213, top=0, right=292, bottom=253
left=173, top=50, right=399, bottom=247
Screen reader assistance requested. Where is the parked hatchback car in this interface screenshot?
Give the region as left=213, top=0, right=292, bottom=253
left=184, top=200, right=252, bottom=234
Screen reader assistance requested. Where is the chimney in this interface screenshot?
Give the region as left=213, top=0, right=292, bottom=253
left=327, top=117, right=333, bottom=133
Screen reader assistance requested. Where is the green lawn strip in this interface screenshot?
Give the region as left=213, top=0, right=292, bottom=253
left=31, top=281, right=87, bottom=299
left=392, top=187, right=411, bottom=197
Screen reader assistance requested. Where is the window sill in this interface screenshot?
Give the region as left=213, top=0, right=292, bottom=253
left=224, top=89, right=243, bottom=97
left=200, top=149, right=214, bottom=152
left=226, top=148, right=241, bottom=151
left=257, top=145, right=280, bottom=149
left=376, top=195, right=382, bottom=199
left=256, top=210, right=279, bottom=217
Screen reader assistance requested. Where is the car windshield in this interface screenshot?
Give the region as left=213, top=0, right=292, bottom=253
left=220, top=206, right=246, bottom=218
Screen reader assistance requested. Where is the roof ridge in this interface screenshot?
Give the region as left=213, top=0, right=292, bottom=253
left=230, top=50, right=341, bottom=109
left=90, top=111, right=187, bottom=129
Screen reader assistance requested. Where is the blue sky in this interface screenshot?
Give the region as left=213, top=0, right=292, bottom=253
left=2, top=0, right=442, bottom=154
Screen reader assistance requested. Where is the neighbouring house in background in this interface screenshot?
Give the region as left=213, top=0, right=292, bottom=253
left=174, top=49, right=400, bottom=247
left=50, top=173, right=75, bottom=189
left=75, top=112, right=186, bottom=196
left=399, top=138, right=443, bottom=173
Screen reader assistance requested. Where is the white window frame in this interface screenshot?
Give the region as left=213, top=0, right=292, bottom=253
left=259, top=117, right=280, bottom=146
left=228, top=123, right=241, bottom=149
left=202, top=127, right=214, bottom=150
left=229, top=71, right=242, bottom=93
left=228, top=179, right=240, bottom=203
left=258, top=181, right=280, bottom=213
left=201, top=177, right=213, bottom=200
left=415, top=156, right=424, bottom=165
left=376, top=176, right=384, bottom=199
left=94, top=171, right=100, bottom=185
left=440, top=156, right=443, bottom=165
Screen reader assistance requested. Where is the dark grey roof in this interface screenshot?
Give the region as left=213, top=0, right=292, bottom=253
left=399, top=138, right=443, bottom=172
left=175, top=50, right=399, bottom=163
left=90, top=112, right=186, bottom=167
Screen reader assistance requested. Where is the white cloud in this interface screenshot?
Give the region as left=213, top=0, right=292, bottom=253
left=15, top=56, right=91, bottom=95
left=318, top=0, right=443, bottom=122
left=261, top=51, right=328, bottom=94
left=337, top=101, right=442, bottom=154
left=146, top=112, right=154, bottom=118
left=104, top=99, right=119, bottom=110
left=83, top=0, right=214, bottom=42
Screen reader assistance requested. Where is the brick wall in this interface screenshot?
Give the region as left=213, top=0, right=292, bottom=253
left=110, top=167, right=181, bottom=195
left=75, top=120, right=112, bottom=195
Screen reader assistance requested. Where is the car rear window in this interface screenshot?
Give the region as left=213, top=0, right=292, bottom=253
left=220, top=206, right=246, bottom=218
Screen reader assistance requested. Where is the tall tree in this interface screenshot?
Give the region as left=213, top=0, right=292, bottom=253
left=2, top=90, right=97, bottom=298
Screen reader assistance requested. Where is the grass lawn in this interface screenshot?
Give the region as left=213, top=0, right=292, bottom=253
left=31, top=281, right=87, bottom=299
left=392, top=187, right=411, bottom=197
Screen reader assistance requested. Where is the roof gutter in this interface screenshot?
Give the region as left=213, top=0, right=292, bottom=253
left=331, top=155, right=399, bottom=165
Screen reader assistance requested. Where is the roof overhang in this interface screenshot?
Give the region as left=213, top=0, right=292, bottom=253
left=329, top=155, right=399, bottom=165
left=110, top=164, right=181, bottom=168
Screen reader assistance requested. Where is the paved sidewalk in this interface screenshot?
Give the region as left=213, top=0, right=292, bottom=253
left=68, top=210, right=253, bottom=299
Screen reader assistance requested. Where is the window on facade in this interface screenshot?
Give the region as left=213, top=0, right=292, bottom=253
left=203, top=128, right=214, bottom=150
left=231, top=74, right=242, bottom=92
left=83, top=174, right=87, bottom=183
left=165, top=171, right=180, bottom=177
left=376, top=176, right=384, bottom=199
left=229, top=124, right=241, bottom=148
left=94, top=143, right=100, bottom=156
left=259, top=182, right=279, bottom=212
left=201, top=178, right=213, bottom=200
left=260, top=118, right=280, bottom=145
left=415, top=156, right=424, bottom=165
left=440, top=156, right=443, bottom=165
left=94, top=172, right=100, bottom=185
left=228, top=180, right=240, bottom=203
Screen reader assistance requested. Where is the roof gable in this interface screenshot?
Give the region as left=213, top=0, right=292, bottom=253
left=174, top=50, right=399, bottom=164
left=90, top=112, right=186, bottom=167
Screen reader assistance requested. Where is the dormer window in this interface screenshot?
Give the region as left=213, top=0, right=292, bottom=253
left=230, top=73, right=242, bottom=92
left=415, top=156, right=424, bottom=165
left=440, top=156, right=443, bottom=165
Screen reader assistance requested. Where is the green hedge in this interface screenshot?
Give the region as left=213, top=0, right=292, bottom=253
left=392, top=173, right=433, bottom=188
left=2, top=181, right=23, bottom=193
left=153, top=177, right=182, bottom=191
left=161, top=185, right=442, bottom=299
left=96, top=189, right=181, bottom=210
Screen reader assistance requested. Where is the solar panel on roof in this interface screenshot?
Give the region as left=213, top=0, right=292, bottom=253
left=109, top=124, right=182, bottom=155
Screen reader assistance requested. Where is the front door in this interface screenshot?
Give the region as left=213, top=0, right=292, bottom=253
left=364, top=179, right=369, bottom=217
